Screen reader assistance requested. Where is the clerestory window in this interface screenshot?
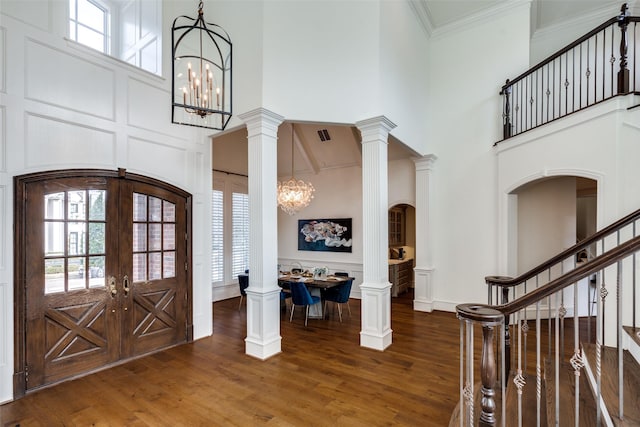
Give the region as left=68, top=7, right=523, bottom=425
left=68, top=0, right=162, bottom=75
left=69, top=0, right=110, bottom=54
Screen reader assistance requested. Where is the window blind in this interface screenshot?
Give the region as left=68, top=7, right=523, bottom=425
left=231, top=192, right=249, bottom=277
left=211, top=190, right=223, bottom=282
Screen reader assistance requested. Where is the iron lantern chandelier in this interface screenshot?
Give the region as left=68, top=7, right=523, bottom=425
left=172, top=1, right=232, bottom=130
left=277, top=123, right=315, bottom=215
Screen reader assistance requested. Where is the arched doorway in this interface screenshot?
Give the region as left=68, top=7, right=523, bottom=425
left=514, top=176, right=597, bottom=273
left=13, top=169, right=193, bottom=397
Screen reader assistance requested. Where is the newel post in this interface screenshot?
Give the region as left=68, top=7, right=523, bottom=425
left=457, top=304, right=503, bottom=427
left=617, top=3, right=630, bottom=94
left=479, top=324, right=497, bottom=426
left=500, top=80, right=512, bottom=140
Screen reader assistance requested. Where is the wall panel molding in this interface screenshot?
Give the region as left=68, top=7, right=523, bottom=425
left=1, top=1, right=50, bottom=32
left=0, top=281, right=7, bottom=366
left=0, top=27, right=6, bottom=93
left=0, top=185, right=4, bottom=270
left=0, top=106, right=5, bottom=172
left=24, top=113, right=116, bottom=168
left=25, top=39, right=116, bottom=121
left=127, top=136, right=188, bottom=188
left=127, top=76, right=178, bottom=137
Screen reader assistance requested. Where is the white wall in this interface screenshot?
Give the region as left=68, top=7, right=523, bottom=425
left=426, top=3, right=531, bottom=311
left=516, top=177, right=576, bottom=274
left=0, top=0, right=213, bottom=403
left=529, top=2, right=622, bottom=65
left=577, top=195, right=597, bottom=242
left=215, top=0, right=430, bottom=155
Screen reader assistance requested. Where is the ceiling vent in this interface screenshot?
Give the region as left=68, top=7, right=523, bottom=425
left=317, top=129, right=331, bottom=142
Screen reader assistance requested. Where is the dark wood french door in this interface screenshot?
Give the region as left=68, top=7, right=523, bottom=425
left=14, top=170, right=192, bottom=394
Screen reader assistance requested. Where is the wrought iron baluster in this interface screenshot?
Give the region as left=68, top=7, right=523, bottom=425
left=595, top=34, right=599, bottom=102
left=571, top=274, right=584, bottom=426
left=514, top=309, right=524, bottom=427
left=459, top=318, right=464, bottom=427
left=617, top=259, right=624, bottom=420
left=555, top=292, right=561, bottom=425
left=536, top=298, right=542, bottom=427
left=467, top=320, right=475, bottom=426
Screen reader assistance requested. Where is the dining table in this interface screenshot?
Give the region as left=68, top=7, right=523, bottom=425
left=278, top=273, right=352, bottom=319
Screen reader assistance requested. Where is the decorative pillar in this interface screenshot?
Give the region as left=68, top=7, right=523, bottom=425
left=238, top=108, right=284, bottom=359
left=356, top=116, right=396, bottom=351
left=413, top=155, right=437, bottom=312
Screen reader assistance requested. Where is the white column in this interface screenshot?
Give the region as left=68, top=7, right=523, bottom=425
left=413, top=154, right=437, bottom=312
left=356, top=116, right=396, bottom=351
left=238, top=108, right=284, bottom=360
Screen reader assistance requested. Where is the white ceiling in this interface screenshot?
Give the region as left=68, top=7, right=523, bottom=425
left=420, top=0, right=621, bottom=32
left=212, top=0, right=626, bottom=177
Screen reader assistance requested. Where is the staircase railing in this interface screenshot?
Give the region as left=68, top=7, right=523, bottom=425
left=486, top=206, right=640, bottom=378
left=499, top=3, right=639, bottom=141
left=456, top=210, right=640, bottom=426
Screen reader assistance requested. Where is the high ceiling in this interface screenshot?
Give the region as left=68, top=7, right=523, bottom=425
left=212, top=0, right=626, bottom=178
left=420, top=0, right=620, bottom=32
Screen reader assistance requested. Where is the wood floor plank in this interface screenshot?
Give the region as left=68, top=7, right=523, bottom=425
left=1, top=291, right=463, bottom=426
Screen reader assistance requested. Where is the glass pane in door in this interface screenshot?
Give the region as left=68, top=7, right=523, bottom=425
left=132, top=193, right=176, bottom=281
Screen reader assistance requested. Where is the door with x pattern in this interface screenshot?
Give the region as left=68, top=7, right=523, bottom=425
left=21, top=172, right=190, bottom=391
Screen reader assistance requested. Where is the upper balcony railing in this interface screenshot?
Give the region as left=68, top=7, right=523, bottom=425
left=499, top=3, right=639, bottom=141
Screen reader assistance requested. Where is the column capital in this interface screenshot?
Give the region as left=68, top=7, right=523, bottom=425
left=356, top=116, right=397, bottom=142
left=413, top=154, right=438, bottom=171
left=238, top=108, right=284, bottom=137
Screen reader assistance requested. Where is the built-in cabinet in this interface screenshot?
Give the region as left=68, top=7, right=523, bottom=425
left=389, top=206, right=406, bottom=246
left=389, top=258, right=413, bottom=297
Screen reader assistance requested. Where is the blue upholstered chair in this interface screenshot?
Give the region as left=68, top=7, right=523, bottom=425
left=323, top=279, right=353, bottom=322
left=280, top=288, right=292, bottom=312
left=288, top=281, right=321, bottom=326
left=238, top=272, right=249, bottom=310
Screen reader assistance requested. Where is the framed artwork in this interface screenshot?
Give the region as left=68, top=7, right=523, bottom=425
left=298, top=218, right=353, bottom=252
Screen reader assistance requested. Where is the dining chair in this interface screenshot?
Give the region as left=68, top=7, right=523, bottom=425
left=288, top=281, right=321, bottom=326
left=323, top=279, right=353, bottom=322
left=333, top=272, right=349, bottom=277
left=238, top=273, right=249, bottom=310
left=280, top=289, right=292, bottom=313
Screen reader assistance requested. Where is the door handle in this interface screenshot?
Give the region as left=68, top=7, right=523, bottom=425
left=108, top=276, right=117, bottom=297
left=123, top=275, right=130, bottom=296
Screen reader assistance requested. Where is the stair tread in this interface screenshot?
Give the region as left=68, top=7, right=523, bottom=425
left=622, top=325, right=640, bottom=348
left=583, top=343, right=640, bottom=426
left=544, top=359, right=599, bottom=427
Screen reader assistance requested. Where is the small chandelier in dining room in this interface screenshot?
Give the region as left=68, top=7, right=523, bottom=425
left=171, top=1, right=232, bottom=130
left=277, top=123, right=315, bottom=215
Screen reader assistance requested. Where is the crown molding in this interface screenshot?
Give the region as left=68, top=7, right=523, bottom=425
left=407, top=0, right=434, bottom=38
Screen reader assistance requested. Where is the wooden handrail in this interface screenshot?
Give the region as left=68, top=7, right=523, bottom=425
left=486, top=206, right=640, bottom=288
left=463, top=233, right=640, bottom=319
left=500, top=11, right=640, bottom=91
left=500, top=15, right=619, bottom=91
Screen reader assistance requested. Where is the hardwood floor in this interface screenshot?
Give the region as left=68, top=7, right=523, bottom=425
left=1, top=291, right=463, bottom=426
